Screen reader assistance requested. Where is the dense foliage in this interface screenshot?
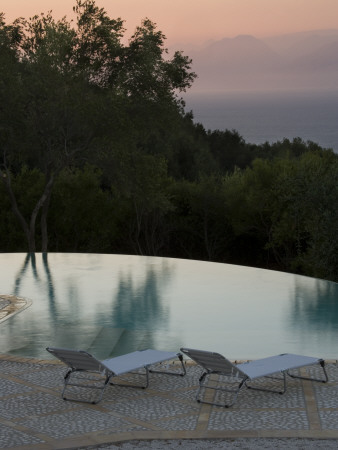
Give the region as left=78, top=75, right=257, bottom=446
left=1, top=1, right=337, bottom=282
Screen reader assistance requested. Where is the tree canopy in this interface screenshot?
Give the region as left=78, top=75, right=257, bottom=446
left=0, top=0, right=195, bottom=252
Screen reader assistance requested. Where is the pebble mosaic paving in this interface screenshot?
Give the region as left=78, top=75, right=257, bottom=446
left=208, top=409, right=309, bottom=431
left=105, top=395, right=200, bottom=421
left=20, top=409, right=147, bottom=440
left=0, top=423, right=45, bottom=449
left=0, top=355, right=338, bottom=450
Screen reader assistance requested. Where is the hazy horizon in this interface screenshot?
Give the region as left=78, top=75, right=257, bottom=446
left=2, top=0, right=338, bottom=48
left=2, top=0, right=337, bottom=148
left=187, top=29, right=338, bottom=92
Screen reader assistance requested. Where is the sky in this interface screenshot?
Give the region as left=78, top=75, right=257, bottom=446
left=2, top=0, right=338, bottom=47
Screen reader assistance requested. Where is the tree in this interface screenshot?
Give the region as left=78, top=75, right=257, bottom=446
left=71, top=0, right=124, bottom=87
left=221, top=150, right=338, bottom=280
left=267, top=151, right=338, bottom=280
left=168, top=176, right=232, bottom=261
left=109, top=150, right=174, bottom=255
left=49, top=166, right=116, bottom=252
left=207, top=129, right=249, bottom=173
left=0, top=11, right=98, bottom=252
left=0, top=1, right=196, bottom=253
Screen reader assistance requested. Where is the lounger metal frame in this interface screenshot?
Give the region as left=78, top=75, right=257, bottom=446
left=180, top=348, right=328, bottom=408
left=46, top=347, right=186, bottom=404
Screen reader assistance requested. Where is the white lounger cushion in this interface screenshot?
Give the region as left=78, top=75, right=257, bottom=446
left=237, top=353, right=320, bottom=379
left=101, top=349, right=179, bottom=375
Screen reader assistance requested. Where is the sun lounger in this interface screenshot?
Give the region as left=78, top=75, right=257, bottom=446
left=180, top=348, right=328, bottom=407
left=46, top=347, right=186, bottom=404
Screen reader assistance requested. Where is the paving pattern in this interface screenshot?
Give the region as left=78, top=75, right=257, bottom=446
left=1, top=355, right=338, bottom=450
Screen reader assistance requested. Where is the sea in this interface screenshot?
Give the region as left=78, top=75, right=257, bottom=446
left=183, top=88, right=338, bottom=153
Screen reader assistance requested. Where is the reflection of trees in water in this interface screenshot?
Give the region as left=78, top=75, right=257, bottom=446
left=4, top=253, right=58, bottom=355
left=14, top=252, right=57, bottom=317
left=290, top=278, right=338, bottom=330
left=13, top=255, right=173, bottom=333
left=14, top=253, right=39, bottom=294
left=42, top=252, right=55, bottom=304
left=110, top=261, right=172, bottom=331
left=102, top=260, right=174, bottom=354
left=13, top=253, right=88, bottom=330
left=9, top=254, right=177, bottom=355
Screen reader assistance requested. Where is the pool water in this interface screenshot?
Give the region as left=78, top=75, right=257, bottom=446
left=0, top=253, right=337, bottom=360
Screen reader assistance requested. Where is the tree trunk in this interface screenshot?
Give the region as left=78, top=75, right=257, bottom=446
left=0, top=167, right=54, bottom=252
left=0, top=167, right=33, bottom=251
left=28, top=173, right=55, bottom=253
left=41, top=190, right=52, bottom=252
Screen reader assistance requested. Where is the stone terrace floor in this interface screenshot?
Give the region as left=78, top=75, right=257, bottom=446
left=1, top=354, right=338, bottom=450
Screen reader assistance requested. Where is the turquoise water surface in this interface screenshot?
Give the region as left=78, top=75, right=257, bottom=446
left=0, top=253, right=337, bottom=360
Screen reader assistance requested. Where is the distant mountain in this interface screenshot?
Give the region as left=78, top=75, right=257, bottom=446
left=188, top=30, right=338, bottom=91
left=194, top=35, right=281, bottom=67
left=263, top=29, right=338, bottom=58
left=290, top=40, right=338, bottom=68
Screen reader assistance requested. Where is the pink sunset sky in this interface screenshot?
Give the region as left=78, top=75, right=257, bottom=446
left=2, top=0, right=338, bottom=47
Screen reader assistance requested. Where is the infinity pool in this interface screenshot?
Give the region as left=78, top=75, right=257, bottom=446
left=0, top=253, right=337, bottom=360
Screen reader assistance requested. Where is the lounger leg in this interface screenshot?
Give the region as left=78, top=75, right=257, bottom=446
left=246, top=372, right=287, bottom=395
left=287, top=359, right=329, bottom=383
left=61, top=369, right=73, bottom=400
left=110, top=367, right=150, bottom=389
left=149, top=354, right=186, bottom=377
left=196, top=371, right=247, bottom=408
left=62, top=369, right=112, bottom=404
